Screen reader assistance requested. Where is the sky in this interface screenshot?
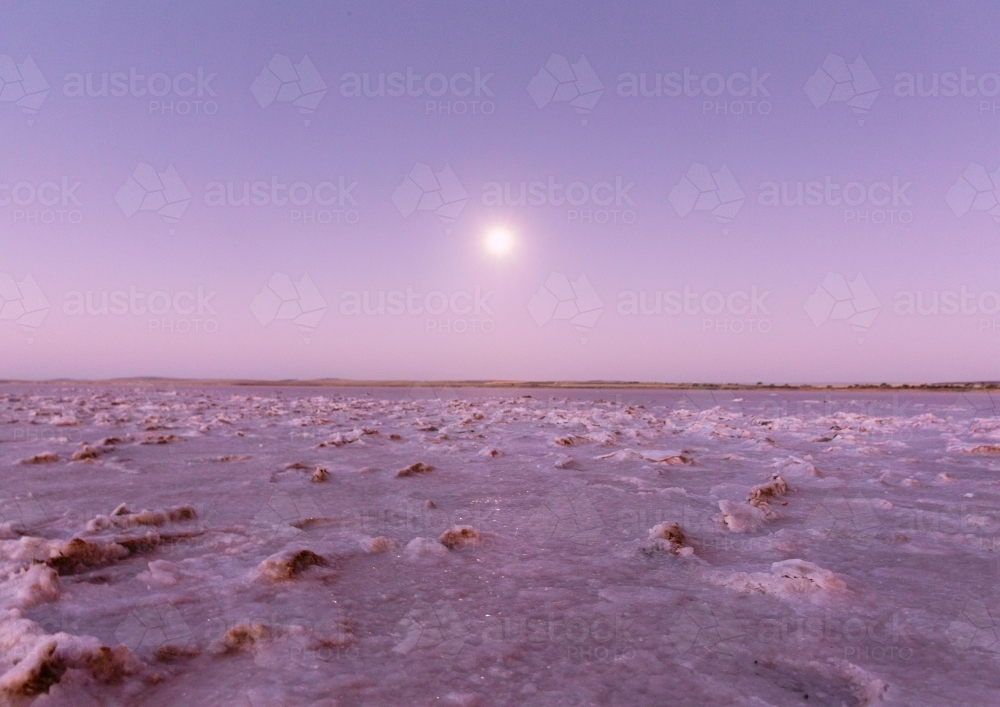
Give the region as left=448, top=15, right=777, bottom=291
left=0, top=0, right=998, bottom=383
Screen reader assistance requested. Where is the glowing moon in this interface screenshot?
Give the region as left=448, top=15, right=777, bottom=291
left=485, top=228, right=514, bottom=255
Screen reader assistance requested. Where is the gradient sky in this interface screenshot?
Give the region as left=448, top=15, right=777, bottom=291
left=1, top=0, right=998, bottom=383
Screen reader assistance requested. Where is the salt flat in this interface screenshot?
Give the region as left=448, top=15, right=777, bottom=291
left=0, top=385, right=998, bottom=706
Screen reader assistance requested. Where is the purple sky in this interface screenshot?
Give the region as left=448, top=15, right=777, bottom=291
left=0, top=0, right=998, bottom=383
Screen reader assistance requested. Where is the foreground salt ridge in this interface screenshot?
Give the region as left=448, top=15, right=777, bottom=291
left=0, top=388, right=996, bottom=704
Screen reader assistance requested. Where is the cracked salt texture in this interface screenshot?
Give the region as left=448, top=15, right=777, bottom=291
left=0, top=385, right=997, bottom=705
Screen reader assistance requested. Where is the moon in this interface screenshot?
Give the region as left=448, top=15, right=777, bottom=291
left=485, top=228, right=514, bottom=256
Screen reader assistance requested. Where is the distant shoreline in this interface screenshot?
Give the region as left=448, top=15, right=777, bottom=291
left=0, top=378, right=997, bottom=392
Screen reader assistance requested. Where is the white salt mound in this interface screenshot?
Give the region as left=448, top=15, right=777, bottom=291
left=439, top=525, right=481, bottom=550
left=718, top=500, right=771, bottom=533
left=404, top=537, right=448, bottom=559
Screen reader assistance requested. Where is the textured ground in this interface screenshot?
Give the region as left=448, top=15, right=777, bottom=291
left=0, top=385, right=998, bottom=706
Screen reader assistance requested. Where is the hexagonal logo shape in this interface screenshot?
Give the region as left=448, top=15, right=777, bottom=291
left=668, top=163, right=745, bottom=235
left=527, top=54, right=603, bottom=125
left=666, top=601, right=747, bottom=657
left=527, top=272, right=603, bottom=343
left=804, top=54, right=880, bottom=125
left=804, top=272, right=880, bottom=343
left=250, top=272, right=326, bottom=342
left=804, top=491, right=883, bottom=548
left=392, top=163, right=468, bottom=233
left=0, top=273, right=49, bottom=342
left=392, top=600, right=469, bottom=656
left=115, top=599, right=195, bottom=655
left=0, top=54, right=49, bottom=124
left=251, top=54, right=327, bottom=125
left=946, top=600, right=1000, bottom=655
left=115, top=163, right=191, bottom=233
left=518, top=489, right=606, bottom=547
left=253, top=490, right=323, bottom=542
left=0, top=491, right=47, bottom=533
left=946, top=164, right=1000, bottom=224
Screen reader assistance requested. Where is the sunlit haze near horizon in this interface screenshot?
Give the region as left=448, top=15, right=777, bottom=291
left=2, top=1, right=999, bottom=383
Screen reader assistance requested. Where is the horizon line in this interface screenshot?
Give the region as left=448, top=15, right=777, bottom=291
left=0, top=378, right=997, bottom=392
